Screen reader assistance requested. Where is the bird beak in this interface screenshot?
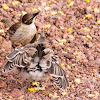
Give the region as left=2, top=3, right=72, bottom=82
left=33, top=12, right=40, bottom=18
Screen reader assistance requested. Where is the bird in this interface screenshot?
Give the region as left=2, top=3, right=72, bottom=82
left=2, top=32, right=69, bottom=90
left=1, top=12, right=39, bottom=49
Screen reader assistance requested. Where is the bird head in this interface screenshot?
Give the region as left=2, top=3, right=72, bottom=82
left=22, top=12, right=39, bottom=25
left=38, top=31, right=45, bottom=42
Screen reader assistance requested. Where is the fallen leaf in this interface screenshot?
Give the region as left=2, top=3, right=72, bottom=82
left=68, top=28, right=72, bottom=32
left=84, top=27, right=90, bottom=31
left=74, top=78, right=81, bottom=84
left=49, top=93, right=59, bottom=99
left=59, top=26, right=64, bottom=29
left=0, top=36, right=2, bottom=42
left=93, top=7, right=99, bottom=13
left=12, top=1, right=19, bottom=5
left=44, top=7, right=51, bottom=11
left=86, top=35, right=92, bottom=40
left=0, top=29, right=4, bottom=33
left=21, top=11, right=27, bottom=15
left=95, top=20, right=100, bottom=25
left=17, top=13, right=21, bottom=17
left=88, top=94, right=94, bottom=98
left=31, top=8, right=38, bottom=12
left=86, top=0, right=90, bottom=3
left=43, top=24, right=51, bottom=28
left=51, top=11, right=57, bottom=15
left=76, top=57, right=81, bottom=60
left=61, top=91, right=67, bottom=95
left=60, top=39, right=66, bottom=44
left=68, top=35, right=75, bottom=40
left=28, top=88, right=36, bottom=92
left=67, top=65, right=71, bottom=70
left=58, top=11, right=66, bottom=16
left=62, top=51, right=68, bottom=54
left=32, top=82, right=39, bottom=87
left=60, top=63, right=65, bottom=67
left=86, top=6, right=91, bottom=9
left=85, top=14, right=92, bottom=18
left=2, top=4, right=9, bottom=10
left=68, top=0, right=74, bottom=6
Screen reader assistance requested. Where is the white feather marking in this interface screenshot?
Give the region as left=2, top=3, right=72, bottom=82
left=34, top=57, right=39, bottom=63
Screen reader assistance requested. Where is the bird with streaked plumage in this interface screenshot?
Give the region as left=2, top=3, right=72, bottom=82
left=2, top=32, right=69, bottom=90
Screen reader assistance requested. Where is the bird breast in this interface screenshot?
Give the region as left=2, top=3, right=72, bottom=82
left=29, top=70, right=49, bottom=81
left=10, top=22, right=37, bottom=45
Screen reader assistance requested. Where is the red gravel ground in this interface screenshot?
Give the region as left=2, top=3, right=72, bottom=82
left=0, top=0, right=100, bottom=100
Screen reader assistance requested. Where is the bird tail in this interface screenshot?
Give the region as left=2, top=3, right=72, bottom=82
left=1, top=18, right=14, bottom=28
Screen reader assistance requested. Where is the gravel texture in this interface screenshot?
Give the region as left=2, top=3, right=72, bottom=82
left=0, top=0, right=100, bottom=100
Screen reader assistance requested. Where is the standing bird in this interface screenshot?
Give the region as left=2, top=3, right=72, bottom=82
left=1, top=12, right=39, bottom=49
left=2, top=32, right=69, bottom=90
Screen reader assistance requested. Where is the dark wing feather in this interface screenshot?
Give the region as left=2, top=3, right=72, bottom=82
left=2, top=45, right=37, bottom=73
left=1, top=18, right=14, bottom=28
left=8, top=22, right=21, bottom=35
left=6, top=49, right=21, bottom=60
left=49, top=55, right=69, bottom=90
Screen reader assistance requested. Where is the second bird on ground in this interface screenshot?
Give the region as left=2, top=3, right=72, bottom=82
left=2, top=32, right=69, bottom=90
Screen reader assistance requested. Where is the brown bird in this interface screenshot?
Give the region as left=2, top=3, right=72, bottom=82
left=1, top=12, right=39, bottom=49
left=2, top=32, right=69, bottom=90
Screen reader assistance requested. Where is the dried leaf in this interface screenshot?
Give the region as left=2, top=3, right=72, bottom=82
left=95, top=20, right=100, bottom=25
left=0, top=29, right=4, bottom=33
left=28, top=88, right=36, bottom=92
left=84, top=27, right=90, bottom=31
left=86, top=0, right=90, bottom=3
left=62, top=51, right=68, bottom=54
left=76, top=57, right=81, bottom=60
left=59, top=26, right=64, bottom=29
left=88, top=94, right=94, bottom=98
left=2, top=4, right=9, bottom=10
left=58, top=11, right=66, bottom=16
left=51, top=11, right=57, bottom=15
left=49, top=93, right=59, bottom=99
left=74, top=78, right=81, bottom=84
left=68, top=28, right=72, bottom=32
left=21, top=11, right=27, bottom=15
left=85, top=14, right=92, bottom=18
left=86, top=35, right=92, bottom=40
left=32, top=82, right=39, bottom=87
left=68, top=35, right=75, bottom=40
left=86, top=6, right=91, bottom=9
left=93, top=7, right=100, bottom=13
left=31, top=8, right=38, bottom=12
left=68, top=0, right=74, bottom=6
left=61, top=91, right=67, bottom=95
left=12, top=1, right=19, bottom=5
left=60, top=63, right=65, bottom=67
left=43, top=24, right=51, bottom=28
left=17, top=13, right=21, bottom=17
left=0, top=36, right=2, bottom=42
left=44, top=7, right=51, bottom=11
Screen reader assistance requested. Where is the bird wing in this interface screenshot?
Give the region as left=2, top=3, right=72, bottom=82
left=2, top=44, right=37, bottom=73
left=7, top=22, right=21, bottom=35
left=49, top=55, right=69, bottom=90
left=1, top=18, right=14, bottom=28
